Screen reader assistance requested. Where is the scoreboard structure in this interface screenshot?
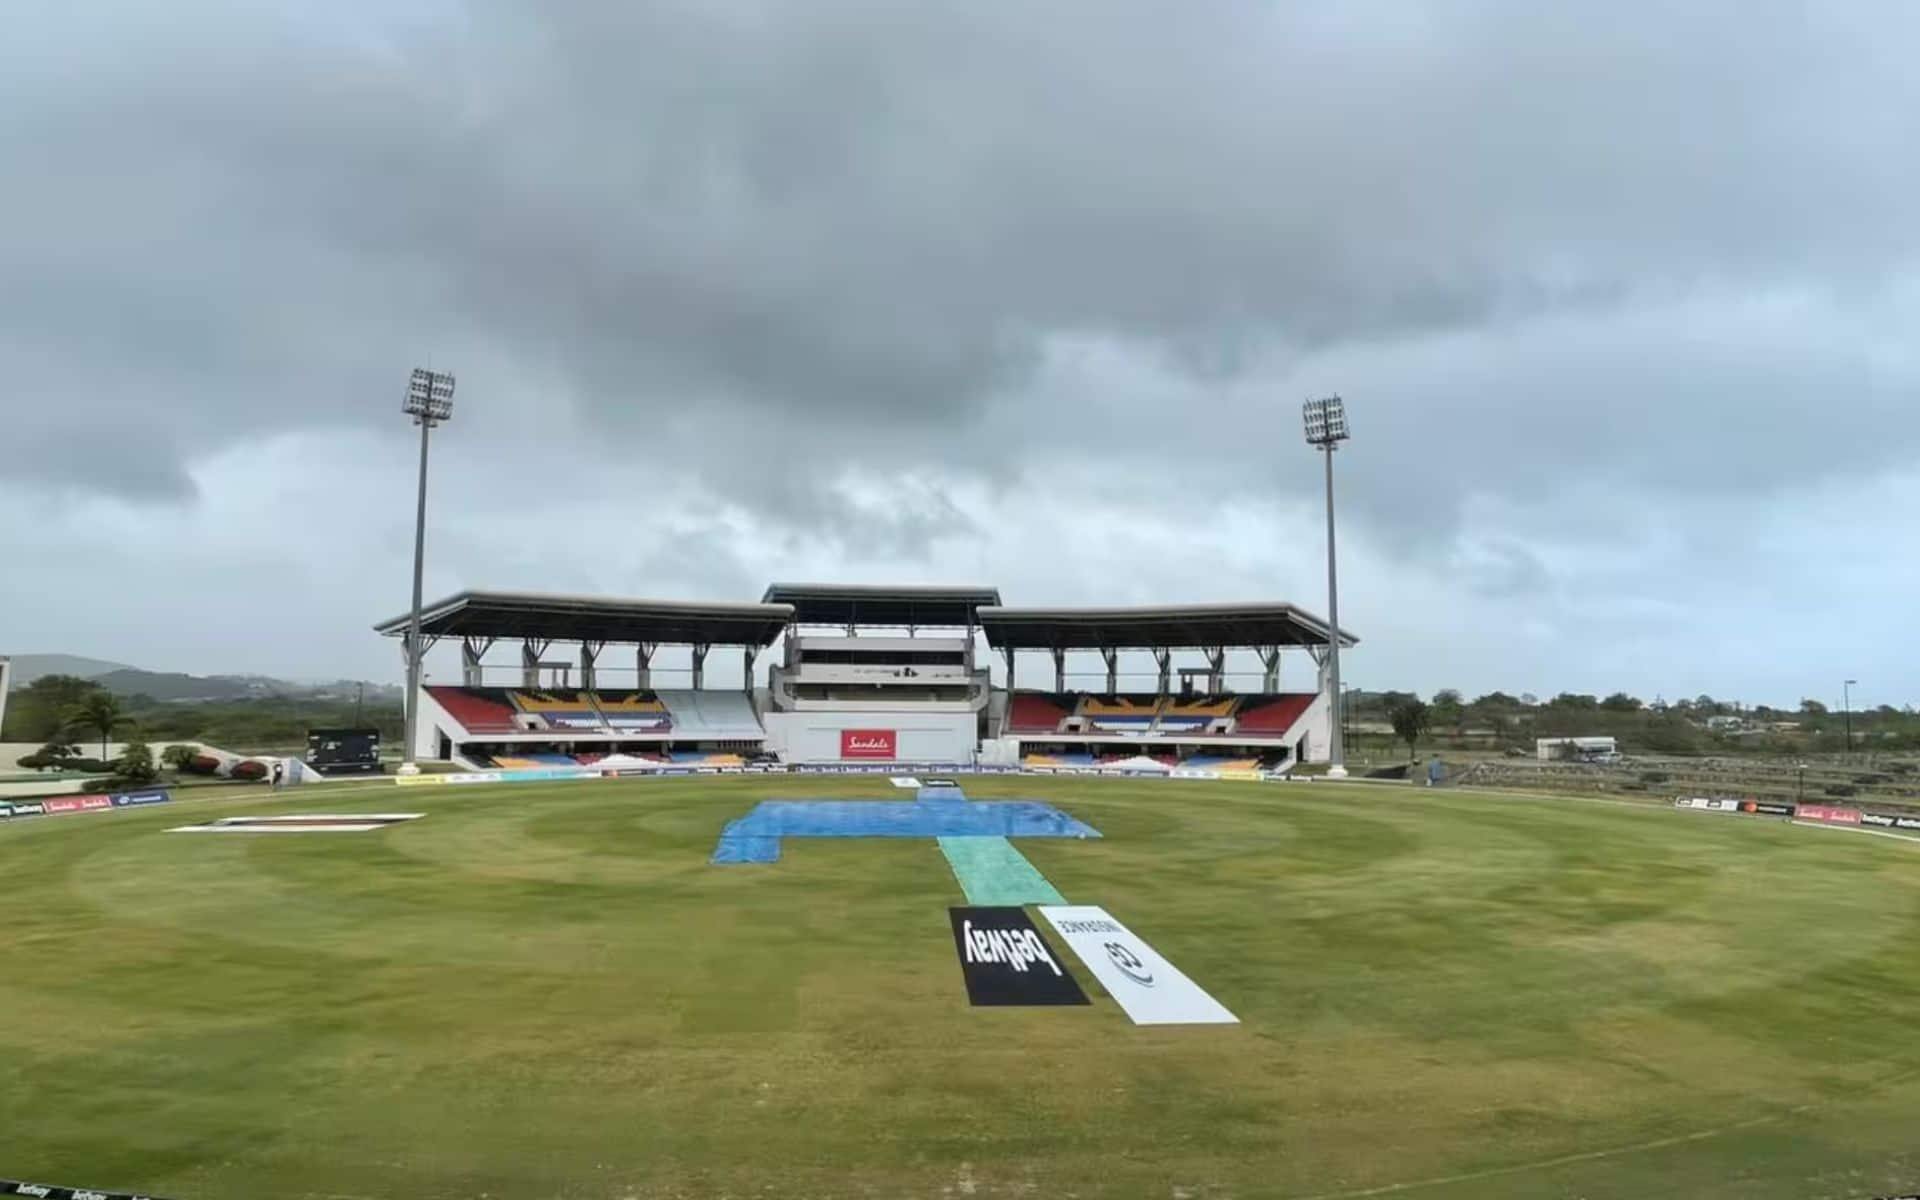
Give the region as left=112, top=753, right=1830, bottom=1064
left=304, top=727, right=383, bottom=776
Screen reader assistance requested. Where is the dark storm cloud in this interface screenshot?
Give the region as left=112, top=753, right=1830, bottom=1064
left=7, top=0, right=1917, bottom=535
left=5, top=0, right=1920, bottom=704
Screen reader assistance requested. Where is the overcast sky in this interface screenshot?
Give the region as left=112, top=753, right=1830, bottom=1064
left=4, top=1, right=1916, bottom=707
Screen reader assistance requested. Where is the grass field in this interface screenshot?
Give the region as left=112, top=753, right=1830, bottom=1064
left=4, top=775, right=1920, bottom=1199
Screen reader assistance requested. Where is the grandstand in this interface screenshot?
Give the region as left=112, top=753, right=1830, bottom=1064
left=376, top=591, right=792, bottom=767
left=978, top=602, right=1355, bottom=776
left=378, top=588, right=1354, bottom=775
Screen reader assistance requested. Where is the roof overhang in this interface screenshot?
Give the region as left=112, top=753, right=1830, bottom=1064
left=373, top=590, right=793, bottom=647
left=760, top=582, right=1002, bottom=627
left=977, top=602, right=1357, bottom=651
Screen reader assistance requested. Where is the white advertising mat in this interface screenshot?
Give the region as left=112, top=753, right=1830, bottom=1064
left=169, top=814, right=425, bottom=834
left=1037, top=905, right=1237, bottom=1026
left=888, top=776, right=923, bottom=789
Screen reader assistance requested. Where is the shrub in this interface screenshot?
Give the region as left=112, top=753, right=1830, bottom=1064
left=115, top=740, right=159, bottom=786
left=160, top=744, right=200, bottom=772
left=29, top=755, right=118, bottom=773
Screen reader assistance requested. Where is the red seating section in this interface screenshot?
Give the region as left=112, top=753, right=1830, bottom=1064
left=427, top=686, right=520, bottom=734
left=1233, top=693, right=1315, bottom=734
left=1007, top=693, right=1071, bottom=732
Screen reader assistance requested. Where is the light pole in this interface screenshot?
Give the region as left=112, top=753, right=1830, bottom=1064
left=1304, top=395, right=1350, bottom=778
left=1842, top=678, right=1856, bottom=754
left=1796, top=761, right=1806, bottom=804
left=398, top=367, right=455, bottom=776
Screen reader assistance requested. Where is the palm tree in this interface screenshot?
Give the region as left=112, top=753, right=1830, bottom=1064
left=64, top=691, right=131, bottom=759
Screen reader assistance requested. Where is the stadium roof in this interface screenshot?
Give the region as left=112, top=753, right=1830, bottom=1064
left=373, top=590, right=793, bottom=646
left=977, top=602, right=1357, bottom=651
left=760, top=582, right=1003, bottom=627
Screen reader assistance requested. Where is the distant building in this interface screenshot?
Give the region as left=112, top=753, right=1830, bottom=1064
left=1536, top=736, right=1618, bottom=763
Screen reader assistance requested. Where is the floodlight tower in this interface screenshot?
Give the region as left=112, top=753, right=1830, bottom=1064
left=398, top=367, right=455, bottom=776
left=1843, top=678, right=1857, bottom=754
left=1303, top=395, right=1350, bottom=778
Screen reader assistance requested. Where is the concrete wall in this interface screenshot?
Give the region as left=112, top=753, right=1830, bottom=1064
left=759, top=709, right=978, bottom=764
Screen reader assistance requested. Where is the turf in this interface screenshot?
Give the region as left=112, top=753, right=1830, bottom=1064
left=3, top=776, right=1920, bottom=1199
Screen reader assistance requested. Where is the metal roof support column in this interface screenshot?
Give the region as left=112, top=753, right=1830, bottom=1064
left=461, top=637, right=496, bottom=688
left=579, top=641, right=604, bottom=692
left=1101, top=647, right=1118, bottom=695
left=1207, top=646, right=1226, bottom=693
left=1154, top=647, right=1171, bottom=697
left=522, top=639, right=551, bottom=690
left=742, top=644, right=757, bottom=694
left=691, top=643, right=709, bottom=691
left=1052, top=648, right=1067, bottom=693
left=635, top=642, right=656, bottom=690
left=1259, top=646, right=1281, bottom=694
left=1003, top=647, right=1016, bottom=692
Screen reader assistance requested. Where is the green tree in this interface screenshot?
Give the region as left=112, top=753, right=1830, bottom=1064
left=0, top=674, right=103, bottom=741
left=160, top=743, right=200, bottom=773
left=1388, top=697, right=1431, bottom=762
left=115, top=739, right=158, bottom=785
left=65, top=691, right=132, bottom=759
left=1431, top=689, right=1465, bottom=732
left=1600, top=692, right=1642, bottom=712
left=1801, top=698, right=1829, bottom=716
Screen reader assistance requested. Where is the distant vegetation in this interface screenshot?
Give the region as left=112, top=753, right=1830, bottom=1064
left=1345, top=689, right=1920, bottom=758
left=3, top=672, right=402, bottom=754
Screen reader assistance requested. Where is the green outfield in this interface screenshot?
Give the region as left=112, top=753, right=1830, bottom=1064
left=3, top=776, right=1919, bottom=1199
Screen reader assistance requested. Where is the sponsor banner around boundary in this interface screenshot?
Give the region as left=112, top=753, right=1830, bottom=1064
left=1796, top=804, right=1862, bottom=826
left=1675, top=797, right=1744, bottom=813
left=43, top=795, right=115, bottom=816
left=1858, top=812, right=1920, bottom=833
left=1, top=1179, right=181, bottom=1200
left=109, top=790, right=171, bottom=808
left=1742, top=800, right=1796, bottom=817
left=949, top=907, right=1089, bottom=1007
left=397, top=768, right=601, bottom=788
left=384, top=760, right=1258, bottom=786
left=1038, top=905, right=1238, bottom=1026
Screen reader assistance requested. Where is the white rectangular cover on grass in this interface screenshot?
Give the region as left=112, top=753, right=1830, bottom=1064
left=888, top=776, right=923, bottom=789
left=168, top=814, right=425, bottom=834
left=1038, top=905, right=1237, bottom=1026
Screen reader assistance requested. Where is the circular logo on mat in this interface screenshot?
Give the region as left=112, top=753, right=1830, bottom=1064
left=1103, top=941, right=1155, bottom=986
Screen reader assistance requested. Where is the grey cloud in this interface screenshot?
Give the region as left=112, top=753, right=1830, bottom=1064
left=9, top=0, right=1919, bottom=528
left=5, top=1, right=1920, bottom=701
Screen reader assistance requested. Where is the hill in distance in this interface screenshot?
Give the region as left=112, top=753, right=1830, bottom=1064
left=6, top=654, right=400, bottom=703
left=6, top=654, right=136, bottom=687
